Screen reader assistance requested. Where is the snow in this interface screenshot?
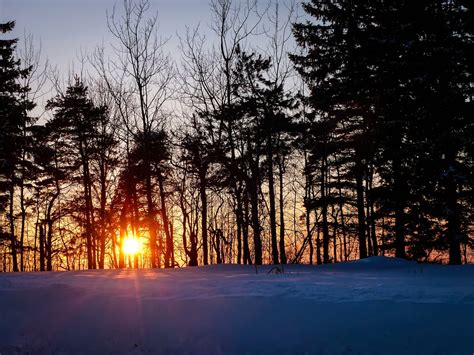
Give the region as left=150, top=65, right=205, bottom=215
left=0, top=257, right=473, bottom=354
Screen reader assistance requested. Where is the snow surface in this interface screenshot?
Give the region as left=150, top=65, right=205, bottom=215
left=0, top=257, right=473, bottom=354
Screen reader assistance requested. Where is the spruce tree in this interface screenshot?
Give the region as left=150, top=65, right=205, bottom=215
left=47, top=78, right=106, bottom=269
left=291, top=1, right=473, bottom=262
left=0, top=21, right=35, bottom=271
left=291, top=1, right=377, bottom=260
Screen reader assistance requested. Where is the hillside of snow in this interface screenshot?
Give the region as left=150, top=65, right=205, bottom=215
left=0, top=257, right=473, bottom=354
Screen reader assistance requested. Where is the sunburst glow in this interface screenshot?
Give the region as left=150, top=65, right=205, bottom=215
left=123, top=236, right=141, bottom=255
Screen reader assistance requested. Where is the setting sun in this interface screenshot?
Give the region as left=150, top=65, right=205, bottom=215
left=123, top=236, right=141, bottom=255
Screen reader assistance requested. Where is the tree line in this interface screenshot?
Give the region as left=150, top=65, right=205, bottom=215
left=0, top=0, right=472, bottom=272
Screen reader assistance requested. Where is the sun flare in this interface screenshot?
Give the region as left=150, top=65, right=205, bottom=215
left=123, top=236, right=141, bottom=255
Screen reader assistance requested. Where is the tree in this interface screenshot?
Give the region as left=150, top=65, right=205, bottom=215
left=291, top=1, right=381, bottom=260
left=30, top=123, right=69, bottom=271
left=180, top=116, right=214, bottom=266
left=179, top=0, right=264, bottom=265
left=291, top=0, right=473, bottom=263
left=0, top=21, right=35, bottom=272
left=98, top=0, right=174, bottom=268
left=231, top=49, right=295, bottom=264
left=47, top=78, right=108, bottom=270
left=412, top=1, right=473, bottom=264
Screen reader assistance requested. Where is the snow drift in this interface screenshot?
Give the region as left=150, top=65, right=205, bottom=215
left=0, top=257, right=472, bottom=354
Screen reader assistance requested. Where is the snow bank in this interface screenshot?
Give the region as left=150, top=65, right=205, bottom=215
left=0, top=261, right=472, bottom=354
left=351, top=255, right=416, bottom=266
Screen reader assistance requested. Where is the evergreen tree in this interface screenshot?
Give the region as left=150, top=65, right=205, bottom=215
left=291, top=1, right=473, bottom=263
left=0, top=21, right=35, bottom=271
left=47, top=78, right=107, bottom=269
left=231, top=49, right=295, bottom=264
left=291, top=1, right=376, bottom=260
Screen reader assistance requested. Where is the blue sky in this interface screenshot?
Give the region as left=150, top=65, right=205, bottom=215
left=1, top=0, right=300, bottom=116
left=1, top=0, right=211, bottom=74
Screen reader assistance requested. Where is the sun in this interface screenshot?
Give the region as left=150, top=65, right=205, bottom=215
left=123, top=236, right=141, bottom=255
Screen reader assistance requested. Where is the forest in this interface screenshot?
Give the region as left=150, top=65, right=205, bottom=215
left=0, top=0, right=472, bottom=272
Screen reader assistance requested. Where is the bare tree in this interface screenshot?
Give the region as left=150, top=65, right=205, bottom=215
left=179, top=0, right=265, bottom=265
left=93, top=0, right=175, bottom=268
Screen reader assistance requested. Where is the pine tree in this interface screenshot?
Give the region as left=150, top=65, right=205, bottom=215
left=411, top=1, right=473, bottom=264
left=291, top=1, right=377, bottom=260
left=0, top=21, right=35, bottom=271
left=47, top=78, right=107, bottom=269
left=231, top=49, right=295, bottom=265
left=291, top=1, right=473, bottom=263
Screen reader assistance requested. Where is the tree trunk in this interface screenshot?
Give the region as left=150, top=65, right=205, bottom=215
left=46, top=215, right=53, bottom=271
left=158, top=172, right=173, bottom=268
left=179, top=174, right=198, bottom=266
left=250, top=166, right=262, bottom=265
left=236, top=194, right=242, bottom=264
left=368, top=165, right=378, bottom=255
left=242, top=190, right=251, bottom=264
left=9, top=180, right=19, bottom=272
left=336, top=162, right=348, bottom=261
left=145, top=170, right=158, bottom=268
left=98, top=163, right=107, bottom=269
left=446, top=151, right=462, bottom=264
left=213, top=230, right=222, bottom=264
left=316, top=222, right=322, bottom=265
left=304, top=152, right=313, bottom=265
left=44, top=191, right=58, bottom=272
left=355, top=156, right=368, bottom=259
left=119, top=203, right=127, bottom=268
left=321, top=156, right=330, bottom=264
left=278, top=159, right=286, bottom=264
left=365, top=172, right=373, bottom=256
left=33, top=206, right=39, bottom=271
left=39, top=223, right=45, bottom=271
left=332, top=207, right=338, bottom=263
left=187, top=232, right=198, bottom=266
left=393, top=156, right=405, bottom=258
left=267, top=138, right=279, bottom=264
left=19, top=175, right=26, bottom=271
left=199, top=171, right=208, bottom=265
left=79, top=141, right=94, bottom=269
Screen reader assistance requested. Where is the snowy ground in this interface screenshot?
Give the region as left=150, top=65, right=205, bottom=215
left=0, top=257, right=473, bottom=354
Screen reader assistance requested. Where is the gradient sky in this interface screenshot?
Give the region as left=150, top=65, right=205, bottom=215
left=0, top=0, right=297, bottom=69
left=1, top=0, right=299, bottom=117
left=1, top=0, right=212, bottom=74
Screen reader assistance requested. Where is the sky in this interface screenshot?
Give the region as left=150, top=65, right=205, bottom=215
left=0, top=0, right=300, bottom=117
left=0, top=0, right=212, bottom=74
